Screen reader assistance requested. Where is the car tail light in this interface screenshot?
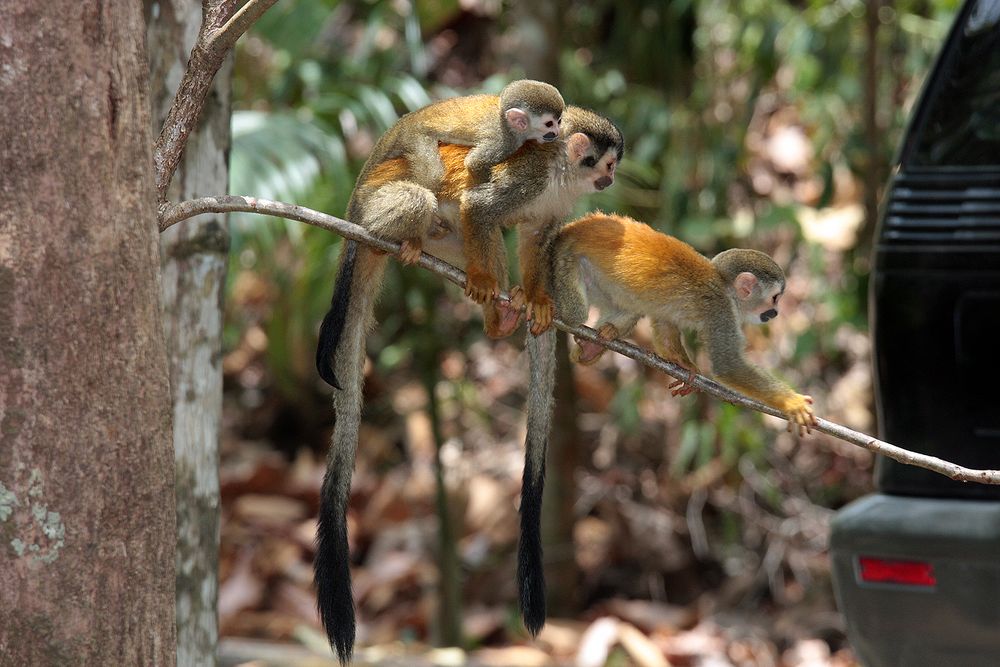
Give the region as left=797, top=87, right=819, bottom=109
left=858, top=556, right=937, bottom=587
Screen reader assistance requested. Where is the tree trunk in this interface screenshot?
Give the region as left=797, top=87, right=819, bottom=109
left=860, top=0, right=886, bottom=251
left=424, top=364, right=463, bottom=648
left=147, top=2, right=231, bottom=664
left=506, top=0, right=563, bottom=84
left=508, top=0, right=583, bottom=618
left=0, top=2, right=175, bottom=664
left=541, top=333, right=583, bottom=616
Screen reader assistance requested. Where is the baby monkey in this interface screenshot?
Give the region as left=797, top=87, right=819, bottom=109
left=380, top=79, right=564, bottom=186
left=549, top=212, right=816, bottom=433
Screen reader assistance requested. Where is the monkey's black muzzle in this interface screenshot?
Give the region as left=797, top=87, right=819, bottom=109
left=542, top=132, right=558, bottom=141
left=760, top=309, right=778, bottom=323
left=594, top=176, right=613, bottom=191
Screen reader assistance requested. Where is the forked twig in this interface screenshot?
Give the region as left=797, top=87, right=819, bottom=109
left=153, top=0, right=280, bottom=200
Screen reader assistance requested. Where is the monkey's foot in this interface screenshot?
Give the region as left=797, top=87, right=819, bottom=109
left=527, top=293, right=554, bottom=336
left=465, top=268, right=499, bottom=304
left=485, top=287, right=524, bottom=339
left=571, top=323, right=619, bottom=365
left=506, top=285, right=526, bottom=312
left=398, top=238, right=423, bottom=265
left=667, top=364, right=700, bottom=397
left=785, top=394, right=816, bottom=436
left=427, top=215, right=453, bottom=240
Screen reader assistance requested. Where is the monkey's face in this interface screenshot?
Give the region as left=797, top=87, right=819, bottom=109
left=578, top=147, right=618, bottom=192
left=747, top=284, right=784, bottom=325
left=734, top=273, right=784, bottom=325
left=527, top=111, right=562, bottom=143
left=565, top=130, right=621, bottom=192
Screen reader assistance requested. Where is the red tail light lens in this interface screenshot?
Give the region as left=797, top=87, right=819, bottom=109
left=858, top=557, right=936, bottom=587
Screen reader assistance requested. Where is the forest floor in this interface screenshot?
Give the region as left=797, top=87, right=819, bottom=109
left=217, top=432, right=860, bottom=667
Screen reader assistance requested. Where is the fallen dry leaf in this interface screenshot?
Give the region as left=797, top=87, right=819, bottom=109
left=474, top=646, right=554, bottom=666
left=462, top=605, right=507, bottom=643
left=233, top=494, right=308, bottom=525
left=605, top=598, right=697, bottom=633
left=619, top=621, right=671, bottom=667
left=219, top=552, right=265, bottom=621
left=536, top=618, right=587, bottom=657
left=576, top=617, right=619, bottom=667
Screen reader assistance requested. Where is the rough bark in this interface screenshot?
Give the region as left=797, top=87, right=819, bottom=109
left=147, top=1, right=231, bottom=665
left=0, top=2, right=175, bottom=664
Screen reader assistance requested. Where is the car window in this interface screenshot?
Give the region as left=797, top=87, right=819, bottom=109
left=910, top=0, right=1000, bottom=167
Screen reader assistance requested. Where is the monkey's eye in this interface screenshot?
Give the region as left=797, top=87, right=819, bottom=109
left=772, top=294, right=779, bottom=304
left=545, top=120, right=555, bottom=128
left=581, top=156, right=597, bottom=168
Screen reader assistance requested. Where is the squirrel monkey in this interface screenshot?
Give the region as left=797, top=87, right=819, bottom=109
left=313, top=107, right=623, bottom=663
left=551, top=212, right=816, bottom=429
left=380, top=79, right=565, bottom=186
left=515, top=214, right=817, bottom=636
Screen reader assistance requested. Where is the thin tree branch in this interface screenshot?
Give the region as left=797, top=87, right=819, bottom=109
left=153, top=0, right=279, bottom=201
left=210, top=0, right=279, bottom=53
left=159, top=195, right=1000, bottom=486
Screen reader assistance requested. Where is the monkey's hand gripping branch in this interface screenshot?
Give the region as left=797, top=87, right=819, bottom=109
left=160, top=195, right=1000, bottom=487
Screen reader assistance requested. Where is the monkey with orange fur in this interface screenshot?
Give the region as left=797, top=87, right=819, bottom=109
left=513, top=213, right=815, bottom=637
left=548, top=212, right=816, bottom=433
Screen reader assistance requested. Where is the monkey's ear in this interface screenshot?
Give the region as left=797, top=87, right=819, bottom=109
left=505, top=108, right=530, bottom=133
left=734, top=272, right=758, bottom=299
left=566, top=132, right=593, bottom=163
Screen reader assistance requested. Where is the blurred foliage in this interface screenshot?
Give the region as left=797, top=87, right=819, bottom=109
left=226, top=0, right=960, bottom=462
left=223, top=0, right=961, bottom=624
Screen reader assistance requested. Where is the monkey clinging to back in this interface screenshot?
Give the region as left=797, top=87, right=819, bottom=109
left=379, top=78, right=564, bottom=187
left=548, top=212, right=817, bottom=432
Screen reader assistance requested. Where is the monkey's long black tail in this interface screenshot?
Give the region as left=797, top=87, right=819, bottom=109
left=316, top=240, right=359, bottom=389
left=316, top=466, right=356, bottom=663
left=518, top=328, right=557, bottom=636
left=315, top=246, right=386, bottom=664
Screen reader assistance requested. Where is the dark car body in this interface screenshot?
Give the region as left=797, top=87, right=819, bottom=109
left=829, top=1, right=1000, bottom=665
